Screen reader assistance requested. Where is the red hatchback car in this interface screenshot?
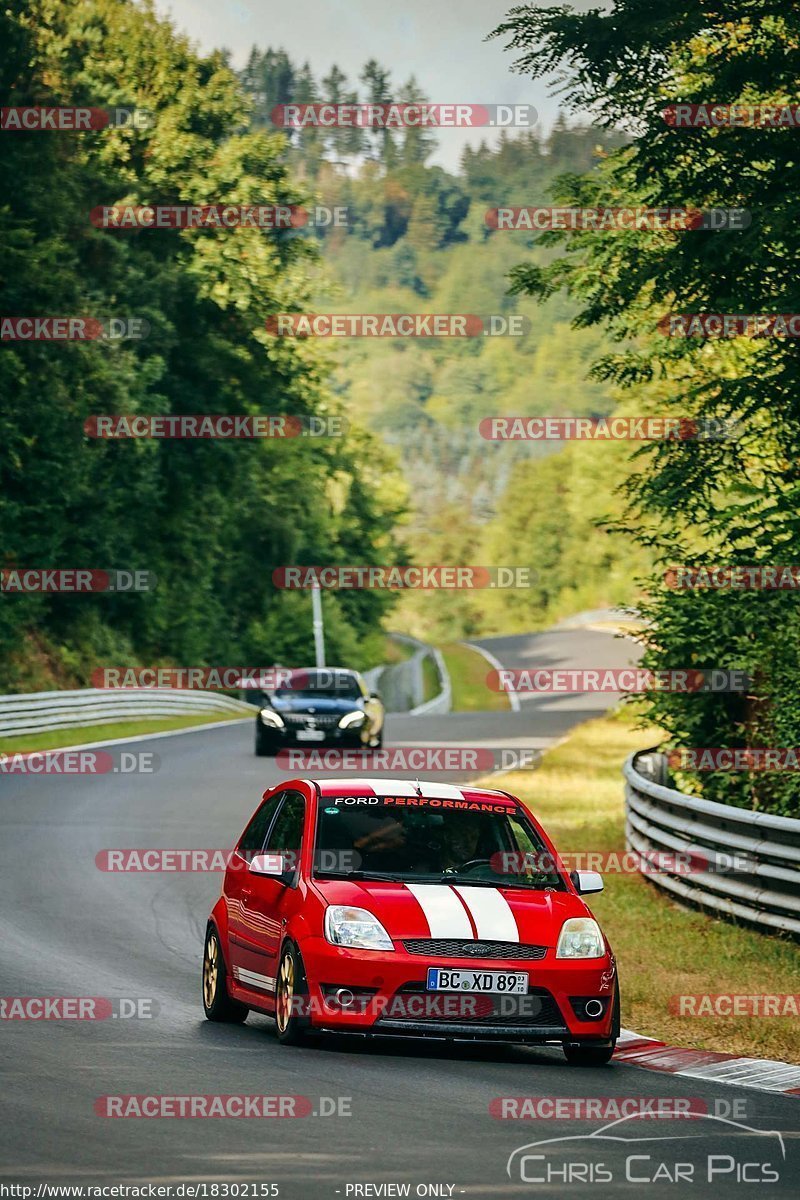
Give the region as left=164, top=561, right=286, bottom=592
left=203, top=778, right=620, bottom=1065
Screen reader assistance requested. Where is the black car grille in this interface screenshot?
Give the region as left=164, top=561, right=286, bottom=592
left=385, top=982, right=563, bottom=1027
left=281, top=712, right=341, bottom=728
left=402, top=938, right=547, bottom=961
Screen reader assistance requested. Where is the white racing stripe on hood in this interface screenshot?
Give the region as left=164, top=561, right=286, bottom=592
left=405, top=883, right=473, bottom=938
left=454, top=886, right=519, bottom=941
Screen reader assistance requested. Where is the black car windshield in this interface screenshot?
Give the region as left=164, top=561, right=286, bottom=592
left=313, top=798, right=566, bottom=890
left=273, top=673, right=362, bottom=701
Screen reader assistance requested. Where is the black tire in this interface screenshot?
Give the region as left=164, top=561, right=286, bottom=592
left=255, top=725, right=276, bottom=757
left=562, top=1041, right=615, bottom=1066
left=274, top=942, right=311, bottom=1046
left=202, top=925, right=248, bottom=1023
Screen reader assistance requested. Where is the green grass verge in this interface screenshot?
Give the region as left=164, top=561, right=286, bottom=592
left=421, top=653, right=441, bottom=704
left=440, top=642, right=510, bottom=712
left=489, top=710, right=800, bottom=1064
left=0, top=709, right=249, bottom=754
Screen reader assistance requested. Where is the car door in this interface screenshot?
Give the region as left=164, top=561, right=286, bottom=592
left=228, top=790, right=306, bottom=998
left=225, top=789, right=284, bottom=970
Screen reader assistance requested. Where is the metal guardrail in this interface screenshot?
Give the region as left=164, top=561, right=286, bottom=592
left=0, top=688, right=253, bottom=739
left=624, top=749, right=800, bottom=937
left=409, top=646, right=451, bottom=716
left=366, top=635, right=451, bottom=714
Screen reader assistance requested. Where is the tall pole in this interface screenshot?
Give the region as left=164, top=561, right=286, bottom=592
left=311, top=580, right=326, bottom=667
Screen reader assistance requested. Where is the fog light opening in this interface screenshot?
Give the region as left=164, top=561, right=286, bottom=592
left=335, top=988, right=355, bottom=1008
left=584, top=999, right=604, bottom=1018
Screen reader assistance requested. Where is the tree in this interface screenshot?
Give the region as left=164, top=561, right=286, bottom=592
left=360, top=59, right=397, bottom=167
left=492, top=1, right=800, bottom=814
left=322, top=64, right=365, bottom=162
left=0, top=0, right=406, bottom=690
left=397, top=76, right=436, bottom=166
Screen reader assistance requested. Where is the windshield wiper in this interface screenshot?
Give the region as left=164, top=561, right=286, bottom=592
left=314, top=870, right=409, bottom=881
left=440, top=873, right=564, bottom=891
left=314, top=869, right=562, bottom=890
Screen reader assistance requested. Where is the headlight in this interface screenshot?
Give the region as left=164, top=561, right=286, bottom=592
left=259, top=708, right=284, bottom=728
left=338, top=710, right=366, bottom=729
left=556, top=917, right=604, bottom=959
left=324, top=905, right=394, bottom=951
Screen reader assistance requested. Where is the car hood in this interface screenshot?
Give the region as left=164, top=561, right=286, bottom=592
left=312, top=878, right=590, bottom=949
left=268, top=695, right=364, bottom=715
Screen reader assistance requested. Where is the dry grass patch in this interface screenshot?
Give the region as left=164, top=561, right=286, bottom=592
left=489, top=711, right=800, bottom=1064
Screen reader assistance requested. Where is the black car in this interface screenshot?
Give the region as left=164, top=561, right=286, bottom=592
left=254, top=667, right=384, bottom=756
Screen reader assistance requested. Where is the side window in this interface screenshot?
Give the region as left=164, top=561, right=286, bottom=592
left=239, top=792, right=283, bottom=856
left=265, top=791, right=306, bottom=868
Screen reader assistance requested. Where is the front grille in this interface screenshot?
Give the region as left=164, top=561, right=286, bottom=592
left=402, top=938, right=547, bottom=961
left=385, top=982, right=563, bottom=1027
left=282, top=712, right=340, bottom=728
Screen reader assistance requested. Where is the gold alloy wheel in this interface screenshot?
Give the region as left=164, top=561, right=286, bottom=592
left=276, top=951, right=295, bottom=1033
left=203, top=933, right=219, bottom=1008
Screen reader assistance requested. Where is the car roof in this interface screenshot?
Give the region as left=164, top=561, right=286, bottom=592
left=309, top=777, right=516, bottom=804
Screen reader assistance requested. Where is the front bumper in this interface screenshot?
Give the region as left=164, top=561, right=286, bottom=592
left=299, top=937, right=616, bottom=1043
left=256, top=722, right=366, bottom=748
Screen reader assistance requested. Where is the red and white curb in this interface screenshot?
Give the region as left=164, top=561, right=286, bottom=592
left=615, top=1028, right=800, bottom=1095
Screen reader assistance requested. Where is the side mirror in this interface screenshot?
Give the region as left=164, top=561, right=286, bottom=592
left=369, top=692, right=381, bottom=701
left=570, top=869, right=604, bottom=895
left=249, top=852, right=287, bottom=878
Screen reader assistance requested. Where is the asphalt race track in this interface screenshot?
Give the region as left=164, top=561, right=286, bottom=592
left=1, top=625, right=797, bottom=1197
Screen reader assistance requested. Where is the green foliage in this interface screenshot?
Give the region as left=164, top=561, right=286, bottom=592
left=234, top=45, right=636, bottom=645
left=0, top=0, right=406, bottom=689
left=493, top=1, right=800, bottom=813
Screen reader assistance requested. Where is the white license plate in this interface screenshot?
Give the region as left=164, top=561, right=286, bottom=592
left=426, top=968, right=527, bottom=995
left=296, top=729, right=326, bottom=741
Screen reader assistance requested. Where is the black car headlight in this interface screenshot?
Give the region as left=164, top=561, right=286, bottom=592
left=338, top=710, right=366, bottom=729
left=259, top=708, right=285, bottom=728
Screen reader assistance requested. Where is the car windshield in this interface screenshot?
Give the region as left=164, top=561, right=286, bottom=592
left=273, top=672, right=362, bottom=701
left=313, top=798, right=566, bottom=890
